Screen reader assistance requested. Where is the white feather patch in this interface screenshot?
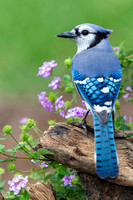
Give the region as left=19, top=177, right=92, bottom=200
left=104, top=101, right=112, bottom=106
left=75, top=78, right=90, bottom=84
left=109, top=77, right=113, bottom=81
left=97, top=77, right=104, bottom=82
left=93, top=104, right=111, bottom=113
left=114, top=78, right=121, bottom=83
left=101, top=87, right=109, bottom=93
left=109, top=77, right=121, bottom=82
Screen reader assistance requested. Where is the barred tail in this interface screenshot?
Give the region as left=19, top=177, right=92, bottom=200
left=93, top=112, right=119, bottom=178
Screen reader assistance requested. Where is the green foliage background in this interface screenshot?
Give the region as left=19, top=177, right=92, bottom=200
left=0, top=0, right=133, bottom=102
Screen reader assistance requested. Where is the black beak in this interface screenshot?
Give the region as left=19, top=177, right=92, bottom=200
left=56, top=31, right=76, bottom=39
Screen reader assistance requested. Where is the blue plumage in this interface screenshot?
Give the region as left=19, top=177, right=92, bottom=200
left=93, top=112, right=119, bottom=178
left=57, top=23, right=121, bottom=179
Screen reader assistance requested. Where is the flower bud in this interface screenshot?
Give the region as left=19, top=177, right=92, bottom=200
left=65, top=87, right=73, bottom=93
left=64, top=57, right=72, bottom=68
left=7, top=163, right=16, bottom=172
left=115, top=100, right=120, bottom=109
left=48, top=92, right=57, bottom=103
left=65, top=101, right=72, bottom=109
left=20, top=125, right=30, bottom=133
left=71, top=178, right=78, bottom=185
left=26, top=119, right=36, bottom=128
left=0, top=167, right=5, bottom=175
left=48, top=120, right=56, bottom=125
left=20, top=133, right=30, bottom=141
left=3, top=125, right=12, bottom=135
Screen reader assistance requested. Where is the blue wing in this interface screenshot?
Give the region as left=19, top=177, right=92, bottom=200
left=72, top=69, right=121, bottom=123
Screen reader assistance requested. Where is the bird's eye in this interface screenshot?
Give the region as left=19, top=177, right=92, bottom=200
left=82, top=30, right=89, bottom=35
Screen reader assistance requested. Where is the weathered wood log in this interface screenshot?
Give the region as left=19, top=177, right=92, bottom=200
left=27, top=182, right=56, bottom=200
left=34, top=122, right=133, bottom=200
left=0, top=193, right=4, bottom=200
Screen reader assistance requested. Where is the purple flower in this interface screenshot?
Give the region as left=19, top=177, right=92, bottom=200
left=48, top=77, right=61, bottom=90
left=130, top=116, right=133, bottom=124
left=123, top=115, right=128, bottom=124
left=82, top=100, right=86, bottom=106
left=55, top=96, right=65, bottom=111
left=59, top=109, right=66, bottom=117
left=65, top=107, right=87, bottom=119
left=38, top=91, right=53, bottom=111
left=40, top=161, right=48, bottom=167
left=123, top=93, right=129, bottom=99
left=126, top=86, right=133, bottom=93
left=8, top=175, right=28, bottom=195
left=62, top=173, right=76, bottom=187
left=19, top=117, right=29, bottom=125
left=113, top=47, right=120, bottom=53
left=37, top=60, right=57, bottom=78
left=31, top=159, right=40, bottom=166
left=31, top=159, right=48, bottom=167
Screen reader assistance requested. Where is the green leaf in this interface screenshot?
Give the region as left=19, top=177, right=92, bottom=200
left=48, top=120, right=56, bottom=125
left=65, top=101, right=72, bottom=109
left=72, top=89, right=77, bottom=103
left=0, top=144, right=5, bottom=151
left=124, top=125, right=131, bottom=131
left=31, top=151, right=39, bottom=159
left=37, top=148, right=54, bottom=156
left=58, top=165, right=69, bottom=175
left=65, top=87, right=74, bottom=93
left=13, top=143, right=27, bottom=150
left=128, top=133, right=133, bottom=138
left=48, top=92, right=57, bottom=103
left=127, top=97, right=133, bottom=102
left=115, top=116, right=129, bottom=131
left=7, top=163, right=16, bottom=172
left=4, top=148, right=17, bottom=153
left=0, top=157, right=16, bottom=163
left=0, top=138, right=6, bottom=140
left=23, top=189, right=31, bottom=200
left=43, top=172, right=53, bottom=182
left=0, top=167, right=5, bottom=175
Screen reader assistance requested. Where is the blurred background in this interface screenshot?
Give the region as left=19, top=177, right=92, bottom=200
left=0, top=0, right=133, bottom=190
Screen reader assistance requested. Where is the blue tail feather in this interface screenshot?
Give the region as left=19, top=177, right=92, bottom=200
left=93, top=112, right=119, bottom=178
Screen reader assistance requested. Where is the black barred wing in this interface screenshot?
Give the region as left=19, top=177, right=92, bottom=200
left=104, top=73, right=121, bottom=105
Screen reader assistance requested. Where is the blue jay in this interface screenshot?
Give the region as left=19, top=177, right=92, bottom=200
left=57, top=23, right=121, bottom=179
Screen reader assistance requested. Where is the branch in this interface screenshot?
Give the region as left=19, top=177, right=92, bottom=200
left=34, top=122, right=133, bottom=199
left=27, top=182, right=56, bottom=200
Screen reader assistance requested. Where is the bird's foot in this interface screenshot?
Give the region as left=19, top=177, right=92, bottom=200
left=77, top=119, right=88, bottom=136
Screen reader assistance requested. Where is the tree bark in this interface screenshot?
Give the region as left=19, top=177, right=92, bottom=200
left=34, top=122, right=133, bottom=200
left=27, top=182, right=56, bottom=200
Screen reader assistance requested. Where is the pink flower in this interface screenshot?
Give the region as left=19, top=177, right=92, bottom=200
left=123, top=115, right=128, bottom=124
left=82, top=101, right=86, bottom=106
left=62, top=172, right=77, bottom=187
left=48, top=77, right=61, bottom=90
left=40, top=161, right=48, bottom=167
left=130, top=116, right=133, bottom=124
left=55, top=96, right=65, bottom=111
left=8, top=175, right=28, bottom=195
left=123, top=93, right=129, bottom=99
left=37, top=60, right=57, bottom=78
left=113, top=47, right=120, bottom=53
left=19, top=117, right=29, bottom=125
left=65, top=107, right=87, bottom=119
left=126, top=86, right=133, bottom=93
left=38, top=91, right=53, bottom=111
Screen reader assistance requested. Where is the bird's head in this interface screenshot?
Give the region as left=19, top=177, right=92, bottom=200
left=57, top=23, right=112, bottom=53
